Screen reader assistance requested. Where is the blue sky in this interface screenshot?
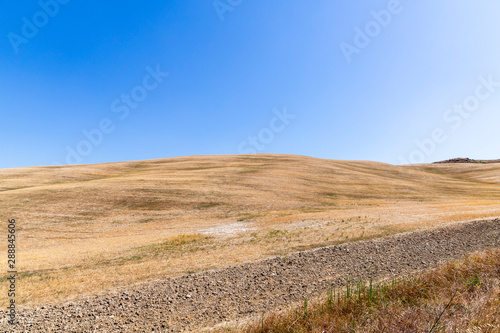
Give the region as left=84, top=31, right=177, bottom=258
left=1, top=0, right=500, bottom=169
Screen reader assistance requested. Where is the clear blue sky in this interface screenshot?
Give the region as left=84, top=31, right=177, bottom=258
left=2, top=0, right=500, bottom=169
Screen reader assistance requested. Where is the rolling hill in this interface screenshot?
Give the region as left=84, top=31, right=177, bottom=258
left=1, top=154, right=500, bottom=307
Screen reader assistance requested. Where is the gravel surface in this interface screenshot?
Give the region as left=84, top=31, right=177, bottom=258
left=2, top=218, right=499, bottom=332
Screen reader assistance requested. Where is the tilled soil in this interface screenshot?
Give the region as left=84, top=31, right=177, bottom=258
left=2, top=218, right=499, bottom=332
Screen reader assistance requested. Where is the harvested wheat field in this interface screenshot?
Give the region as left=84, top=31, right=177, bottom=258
left=1, top=218, right=499, bottom=332
left=1, top=154, right=500, bottom=331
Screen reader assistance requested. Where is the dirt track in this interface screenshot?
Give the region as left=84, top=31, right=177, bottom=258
left=2, top=218, right=499, bottom=332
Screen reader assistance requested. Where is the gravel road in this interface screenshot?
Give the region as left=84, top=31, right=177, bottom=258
left=2, top=218, right=499, bottom=332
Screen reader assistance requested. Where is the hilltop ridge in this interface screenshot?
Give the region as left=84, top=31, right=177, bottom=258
left=434, top=157, right=500, bottom=164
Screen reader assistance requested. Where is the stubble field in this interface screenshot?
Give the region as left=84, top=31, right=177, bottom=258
left=1, top=154, right=500, bottom=309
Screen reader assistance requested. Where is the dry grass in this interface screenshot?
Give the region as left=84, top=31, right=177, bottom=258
left=235, top=249, right=500, bottom=333
left=1, top=154, right=500, bottom=307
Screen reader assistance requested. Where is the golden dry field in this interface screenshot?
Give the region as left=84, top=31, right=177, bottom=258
left=1, top=154, right=500, bottom=307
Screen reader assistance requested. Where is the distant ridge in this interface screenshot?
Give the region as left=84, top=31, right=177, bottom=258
left=434, top=157, right=500, bottom=164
